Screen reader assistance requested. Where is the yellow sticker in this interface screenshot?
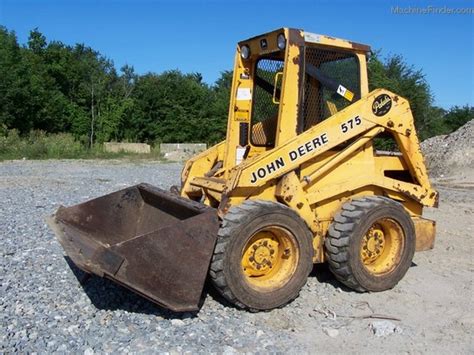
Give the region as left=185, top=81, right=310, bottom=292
left=337, top=85, right=354, bottom=102
left=234, top=110, right=249, bottom=122
left=344, top=90, right=354, bottom=102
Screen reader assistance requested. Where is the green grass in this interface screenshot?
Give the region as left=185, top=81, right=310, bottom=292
left=0, top=130, right=163, bottom=161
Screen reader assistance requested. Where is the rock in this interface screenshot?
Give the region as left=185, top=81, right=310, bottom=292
left=323, top=327, right=339, bottom=338
left=222, top=345, right=238, bottom=354
left=57, top=344, right=68, bottom=351
left=170, top=319, right=185, bottom=327
left=47, top=340, right=56, bottom=348
left=370, top=321, right=402, bottom=337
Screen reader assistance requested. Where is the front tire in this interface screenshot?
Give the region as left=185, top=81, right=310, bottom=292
left=209, top=200, right=313, bottom=311
left=325, top=196, right=415, bottom=292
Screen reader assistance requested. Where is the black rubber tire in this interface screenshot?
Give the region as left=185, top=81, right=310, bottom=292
left=209, top=200, right=313, bottom=311
left=325, top=196, right=416, bottom=292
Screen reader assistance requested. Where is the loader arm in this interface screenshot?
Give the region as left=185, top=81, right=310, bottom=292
left=181, top=140, right=226, bottom=197
left=226, top=89, right=437, bottom=207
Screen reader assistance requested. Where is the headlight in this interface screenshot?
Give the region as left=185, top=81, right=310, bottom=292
left=277, top=33, right=286, bottom=50
left=240, top=45, right=250, bottom=59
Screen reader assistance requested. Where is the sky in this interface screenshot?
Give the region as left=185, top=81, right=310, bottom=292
left=0, top=0, right=473, bottom=108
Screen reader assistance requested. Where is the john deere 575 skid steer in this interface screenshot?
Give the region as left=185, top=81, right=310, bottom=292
left=49, top=28, right=438, bottom=312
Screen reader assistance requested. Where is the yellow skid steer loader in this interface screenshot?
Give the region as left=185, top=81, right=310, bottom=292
left=49, top=28, right=437, bottom=312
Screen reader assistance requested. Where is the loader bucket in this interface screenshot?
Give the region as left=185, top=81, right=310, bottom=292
left=48, top=183, right=219, bottom=312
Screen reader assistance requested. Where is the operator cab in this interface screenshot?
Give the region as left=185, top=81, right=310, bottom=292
left=226, top=28, right=370, bottom=165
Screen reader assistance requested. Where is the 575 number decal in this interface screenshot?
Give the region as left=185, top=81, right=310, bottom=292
left=341, top=115, right=362, bottom=133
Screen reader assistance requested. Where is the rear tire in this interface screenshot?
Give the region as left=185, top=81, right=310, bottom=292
left=325, top=196, right=415, bottom=292
left=210, top=200, right=313, bottom=311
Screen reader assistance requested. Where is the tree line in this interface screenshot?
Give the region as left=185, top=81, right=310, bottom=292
left=0, top=26, right=471, bottom=147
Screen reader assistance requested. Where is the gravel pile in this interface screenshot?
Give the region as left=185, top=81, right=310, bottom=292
left=421, top=119, right=474, bottom=177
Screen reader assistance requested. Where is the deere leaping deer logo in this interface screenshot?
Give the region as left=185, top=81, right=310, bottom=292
left=372, top=94, right=392, bottom=116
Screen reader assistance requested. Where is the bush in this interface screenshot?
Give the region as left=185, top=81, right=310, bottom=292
left=0, top=130, right=83, bottom=159
left=0, top=129, right=163, bottom=160
left=0, top=129, right=27, bottom=159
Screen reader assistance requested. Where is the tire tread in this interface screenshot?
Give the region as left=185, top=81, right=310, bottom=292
left=209, top=200, right=312, bottom=311
left=325, top=196, right=412, bottom=292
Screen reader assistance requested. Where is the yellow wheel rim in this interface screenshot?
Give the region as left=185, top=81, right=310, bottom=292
left=241, top=226, right=299, bottom=291
left=360, top=218, right=404, bottom=275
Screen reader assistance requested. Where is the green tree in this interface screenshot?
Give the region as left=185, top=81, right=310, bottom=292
left=129, top=70, right=215, bottom=143
left=27, top=28, right=46, bottom=53
left=207, top=70, right=232, bottom=143
left=443, top=105, right=473, bottom=132
left=94, top=65, right=137, bottom=142
left=0, top=27, right=24, bottom=130
left=368, top=52, right=433, bottom=139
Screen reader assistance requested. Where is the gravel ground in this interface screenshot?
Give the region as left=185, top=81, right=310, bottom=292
left=1, top=160, right=473, bottom=353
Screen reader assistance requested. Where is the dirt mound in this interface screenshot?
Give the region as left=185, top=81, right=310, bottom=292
left=421, top=119, right=474, bottom=177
